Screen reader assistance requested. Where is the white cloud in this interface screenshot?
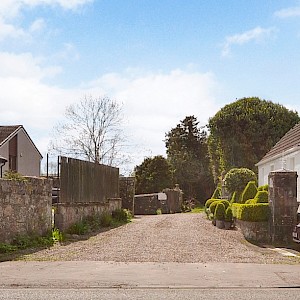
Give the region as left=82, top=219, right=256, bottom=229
left=29, top=18, right=45, bottom=33
left=0, top=52, right=62, bottom=79
left=84, top=69, right=220, bottom=167
left=222, top=26, right=276, bottom=57
left=274, top=6, right=300, bottom=18
left=0, top=0, right=93, bottom=42
left=0, top=56, right=220, bottom=172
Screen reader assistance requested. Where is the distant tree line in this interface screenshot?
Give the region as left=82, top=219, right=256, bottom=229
left=134, top=97, right=300, bottom=204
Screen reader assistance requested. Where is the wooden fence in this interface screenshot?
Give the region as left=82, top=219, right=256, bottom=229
left=59, top=156, right=119, bottom=204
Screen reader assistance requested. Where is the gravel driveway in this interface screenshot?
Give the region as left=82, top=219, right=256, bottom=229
left=23, top=213, right=300, bottom=263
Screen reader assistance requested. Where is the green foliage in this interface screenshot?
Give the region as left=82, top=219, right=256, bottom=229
left=225, top=207, right=233, bottom=222
left=245, top=199, right=256, bottom=204
left=52, top=228, right=64, bottom=242
left=112, top=208, right=132, bottom=223
left=230, top=191, right=242, bottom=204
left=3, top=170, right=27, bottom=182
left=241, top=181, right=257, bottom=204
left=208, top=200, right=220, bottom=214
left=232, top=203, right=270, bottom=222
left=254, top=191, right=269, bottom=203
left=156, top=208, right=162, bottom=215
left=258, top=184, right=269, bottom=191
left=224, top=168, right=257, bottom=194
left=165, top=115, right=214, bottom=203
left=208, top=97, right=300, bottom=181
left=212, top=187, right=221, bottom=199
left=67, top=220, right=90, bottom=235
left=134, top=155, right=173, bottom=194
left=220, top=199, right=230, bottom=209
left=99, top=212, right=113, bottom=227
left=0, top=243, right=18, bottom=253
left=214, top=202, right=225, bottom=221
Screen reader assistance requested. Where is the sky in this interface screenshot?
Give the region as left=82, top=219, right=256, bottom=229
left=1, top=0, right=300, bottom=174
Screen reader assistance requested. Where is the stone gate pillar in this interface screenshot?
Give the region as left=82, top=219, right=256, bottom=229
left=119, top=176, right=135, bottom=214
left=268, top=170, right=298, bottom=244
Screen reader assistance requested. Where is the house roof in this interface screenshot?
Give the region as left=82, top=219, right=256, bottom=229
left=0, top=125, right=22, bottom=146
left=0, top=125, right=42, bottom=158
left=256, top=122, right=300, bottom=166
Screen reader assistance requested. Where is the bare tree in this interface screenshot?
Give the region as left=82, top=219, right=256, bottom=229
left=50, top=95, right=126, bottom=166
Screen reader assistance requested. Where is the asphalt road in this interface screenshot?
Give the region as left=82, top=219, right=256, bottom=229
left=1, top=288, right=300, bottom=300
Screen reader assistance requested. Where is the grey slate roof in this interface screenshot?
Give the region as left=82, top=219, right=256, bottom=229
left=257, top=122, right=300, bottom=165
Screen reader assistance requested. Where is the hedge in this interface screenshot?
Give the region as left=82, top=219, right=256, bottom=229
left=254, top=191, right=268, bottom=203
left=231, top=203, right=270, bottom=222
left=241, top=181, right=257, bottom=204
left=214, top=202, right=225, bottom=221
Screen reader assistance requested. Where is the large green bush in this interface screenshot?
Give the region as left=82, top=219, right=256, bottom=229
left=241, top=181, right=257, bottom=204
left=214, top=203, right=225, bottom=221
left=254, top=191, right=268, bottom=203
left=231, top=203, right=270, bottom=222
left=224, top=168, right=257, bottom=194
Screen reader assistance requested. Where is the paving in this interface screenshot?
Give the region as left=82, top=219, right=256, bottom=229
left=0, top=261, right=300, bottom=289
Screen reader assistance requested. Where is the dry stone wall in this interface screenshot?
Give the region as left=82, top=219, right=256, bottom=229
left=0, top=177, right=52, bottom=243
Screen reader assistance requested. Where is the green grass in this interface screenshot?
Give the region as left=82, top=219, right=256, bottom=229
left=189, top=206, right=204, bottom=213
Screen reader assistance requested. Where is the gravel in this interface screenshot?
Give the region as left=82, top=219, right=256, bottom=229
left=22, top=213, right=300, bottom=263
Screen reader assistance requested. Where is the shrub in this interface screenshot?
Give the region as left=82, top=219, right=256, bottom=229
left=212, top=187, right=221, bottom=199
left=112, top=208, right=132, bottom=222
left=224, top=168, right=257, bottom=194
left=230, top=191, right=241, bottom=204
left=3, top=170, right=27, bottom=182
left=245, top=199, right=256, bottom=204
left=209, top=200, right=221, bottom=214
left=214, top=203, right=225, bottom=221
left=258, top=184, right=269, bottom=191
left=220, top=200, right=230, bottom=209
left=254, top=191, right=269, bottom=203
left=232, top=203, right=270, bottom=222
left=225, top=207, right=233, bottom=222
left=100, top=212, right=113, bottom=227
left=241, top=181, right=257, bottom=204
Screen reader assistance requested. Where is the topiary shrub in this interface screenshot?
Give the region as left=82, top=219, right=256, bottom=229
left=220, top=199, right=230, bottom=209
left=209, top=200, right=221, bottom=215
left=214, top=202, right=225, bottom=221
left=241, top=181, right=257, bottom=204
left=245, top=199, right=256, bottom=204
left=224, top=168, right=257, bottom=194
left=230, top=191, right=241, bottom=204
left=258, top=184, right=269, bottom=191
left=212, top=187, right=222, bottom=199
left=233, top=203, right=270, bottom=222
left=254, top=191, right=268, bottom=203
left=225, top=206, right=233, bottom=222
left=231, top=203, right=240, bottom=218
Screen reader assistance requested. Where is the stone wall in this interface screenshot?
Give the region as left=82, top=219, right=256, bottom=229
left=0, top=177, right=52, bottom=243
left=54, top=198, right=121, bottom=231
left=236, top=220, right=270, bottom=243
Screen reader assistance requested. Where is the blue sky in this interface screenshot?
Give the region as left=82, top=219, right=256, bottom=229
left=1, top=0, right=300, bottom=173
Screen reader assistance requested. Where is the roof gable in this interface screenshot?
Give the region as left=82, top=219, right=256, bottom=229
left=0, top=125, right=42, bottom=159
left=257, top=122, right=300, bottom=165
left=0, top=125, right=22, bottom=146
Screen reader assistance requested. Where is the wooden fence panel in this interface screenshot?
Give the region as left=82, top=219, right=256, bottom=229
left=59, top=156, right=119, bottom=204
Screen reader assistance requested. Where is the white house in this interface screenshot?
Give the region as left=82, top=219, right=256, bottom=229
left=0, top=125, right=42, bottom=177
left=256, top=122, right=300, bottom=202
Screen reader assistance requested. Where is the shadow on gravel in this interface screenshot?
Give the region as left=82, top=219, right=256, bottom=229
left=0, top=223, right=127, bottom=263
